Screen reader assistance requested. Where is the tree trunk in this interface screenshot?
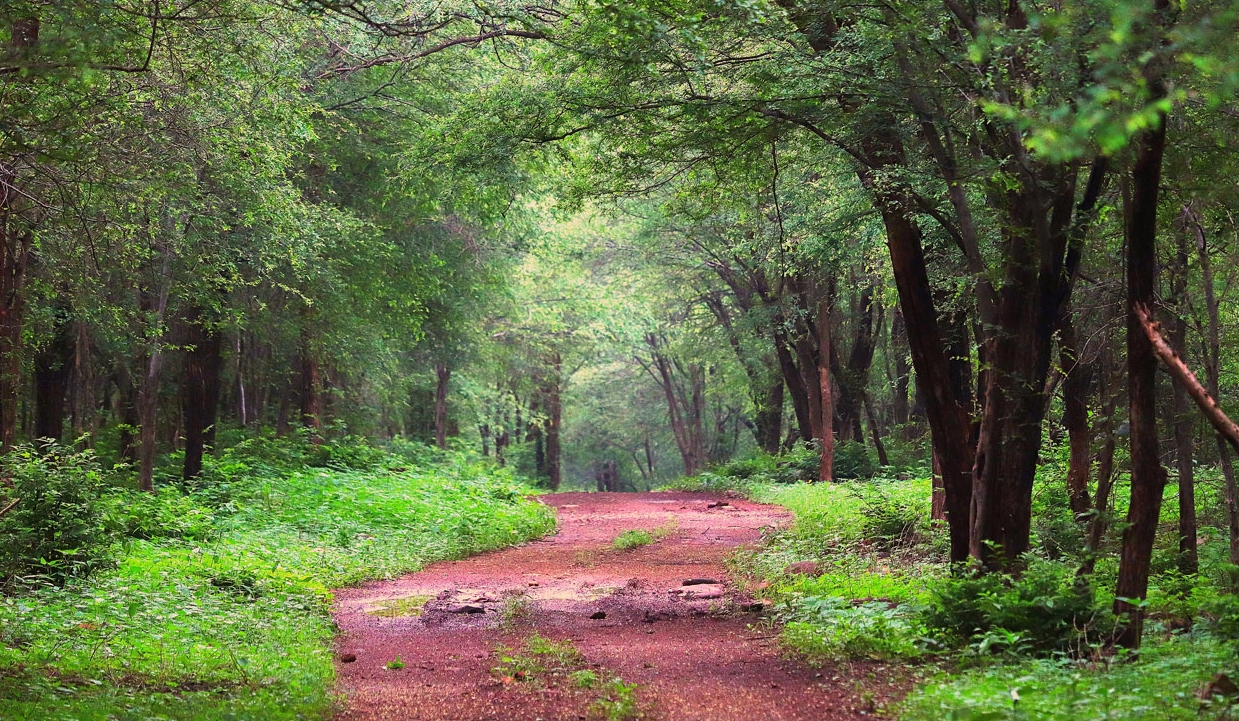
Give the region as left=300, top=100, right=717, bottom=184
left=34, top=305, right=74, bottom=443
left=831, top=283, right=880, bottom=444
left=891, top=309, right=911, bottom=435
left=772, top=317, right=813, bottom=441
left=138, top=245, right=175, bottom=492
left=434, top=362, right=450, bottom=449
left=181, top=309, right=223, bottom=481
left=1059, top=314, right=1093, bottom=517
left=864, top=393, right=890, bottom=467
left=860, top=148, right=973, bottom=563
left=817, top=297, right=834, bottom=482
left=545, top=352, right=562, bottom=490
left=1169, top=230, right=1197, bottom=574
left=298, top=322, right=321, bottom=440
left=1188, top=204, right=1239, bottom=566
left=1114, top=72, right=1169, bottom=649
left=1080, top=354, right=1120, bottom=578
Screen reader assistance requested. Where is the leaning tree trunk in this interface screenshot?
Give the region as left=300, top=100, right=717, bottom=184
left=1114, top=70, right=1169, bottom=649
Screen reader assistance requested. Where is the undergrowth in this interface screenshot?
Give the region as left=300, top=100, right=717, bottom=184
left=0, top=435, right=555, bottom=720
left=706, top=448, right=1239, bottom=719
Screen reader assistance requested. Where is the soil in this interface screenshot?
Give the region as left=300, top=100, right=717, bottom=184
left=332, top=491, right=910, bottom=720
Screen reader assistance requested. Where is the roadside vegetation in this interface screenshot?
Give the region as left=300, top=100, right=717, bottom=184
left=672, top=443, right=1239, bottom=720
left=0, top=436, right=555, bottom=720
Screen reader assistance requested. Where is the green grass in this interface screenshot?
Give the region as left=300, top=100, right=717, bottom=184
left=0, top=444, right=556, bottom=720
left=901, top=635, right=1237, bottom=720
left=492, top=635, right=639, bottom=720
left=612, top=522, right=676, bottom=551
left=613, top=529, right=655, bottom=550
left=711, top=455, right=1239, bottom=719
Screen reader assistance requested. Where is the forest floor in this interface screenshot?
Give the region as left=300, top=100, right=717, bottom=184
left=331, top=491, right=911, bottom=721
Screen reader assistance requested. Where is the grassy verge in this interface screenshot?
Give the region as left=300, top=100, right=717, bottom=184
left=679, top=450, right=1239, bottom=720
left=0, top=439, right=556, bottom=720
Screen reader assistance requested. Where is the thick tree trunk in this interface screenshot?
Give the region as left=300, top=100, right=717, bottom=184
left=772, top=318, right=813, bottom=441
left=34, top=305, right=74, bottom=443
left=1114, top=83, right=1169, bottom=649
left=860, top=149, right=973, bottom=563
left=434, top=363, right=450, bottom=449
left=181, top=309, right=223, bottom=481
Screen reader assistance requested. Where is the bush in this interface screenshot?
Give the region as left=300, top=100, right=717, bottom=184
left=0, top=443, right=115, bottom=586
left=780, top=595, right=926, bottom=659
left=850, top=480, right=926, bottom=549
left=833, top=440, right=875, bottom=479
left=920, top=558, right=1111, bottom=656
left=102, top=486, right=218, bottom=540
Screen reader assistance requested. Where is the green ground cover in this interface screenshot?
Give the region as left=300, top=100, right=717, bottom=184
left=0, top=437, right=556, bottom=720
left=673, top=448, right=1239, bottom=720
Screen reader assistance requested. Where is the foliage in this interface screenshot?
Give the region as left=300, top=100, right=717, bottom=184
left=780, top=596, right=926, bottom=660
left=0, top=444, right=115, bottom=587
left=0, top=438, right=555, bottom=720
left=901, top=635, right=1238, bottom=721
left=920, top=561, right=1112, bottom=657
left=613, top=529, right=656, bottom=550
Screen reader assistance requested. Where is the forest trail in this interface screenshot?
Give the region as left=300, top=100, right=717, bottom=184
left=331, top=491, right=906, bottom=720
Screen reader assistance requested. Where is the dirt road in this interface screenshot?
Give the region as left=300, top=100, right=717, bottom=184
left=332, top=491, right=904, bottom=720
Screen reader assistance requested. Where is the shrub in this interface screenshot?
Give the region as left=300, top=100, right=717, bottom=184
left=102, top=486, right=218, bottom=540
left=0, top=443, right=115, bottom=586
left=833, top=440, right=875, bottom=479
left=920, top=558, right=1110, bottom=656
left=781, top=595, right=926, bottom=659
left=850, top=480, right=925, bottom=549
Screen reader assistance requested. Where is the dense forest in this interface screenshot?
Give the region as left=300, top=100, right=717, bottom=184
left=3, top=0, right=1239, bottom=718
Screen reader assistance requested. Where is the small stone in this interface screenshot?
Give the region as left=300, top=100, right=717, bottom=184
left=678, top=585, right=724, bottom=600
left=682, top=578, right=719, bottom=586
left=590, top=611, right=607, bottom=620
left=783, top=561, right=821, bottom=577
left=739, top=601, right=770, bottom=613
left=448, top=604, right=485, bottom=614
left=706, top=501, right=731, bottom=508
left=339, top=653, right=357, bottom=663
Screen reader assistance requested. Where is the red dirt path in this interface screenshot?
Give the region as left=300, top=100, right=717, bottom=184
left=332, top=491, right=906, bottom=720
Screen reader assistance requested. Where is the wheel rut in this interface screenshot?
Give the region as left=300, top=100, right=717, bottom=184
left=332, top=491, right=904, bottom=720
